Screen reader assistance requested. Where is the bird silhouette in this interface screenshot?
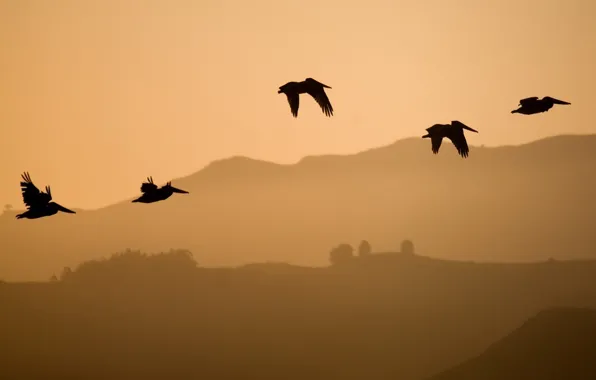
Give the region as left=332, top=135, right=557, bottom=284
left=131, top=176, right=189, bottom=204
left=278, top=78, right=334, bottom=117
left=15, top=172, right=76, bottom=219
left=422, top=120, right=479, bottom=158
left=511, top=96, right=571, bottom=115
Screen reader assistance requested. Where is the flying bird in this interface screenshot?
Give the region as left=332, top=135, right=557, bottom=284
left=422, top=120, right=479, bottom=158
left=278, top=78, right=334, bottom=118
left=132, top=176, right=189, bottom=204
left=511, top=96, right=571, bottom=115
left=16, top=172, right=76, bottom=219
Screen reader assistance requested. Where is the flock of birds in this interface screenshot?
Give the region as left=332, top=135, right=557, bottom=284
left=14, top=78, right=571, bottom=220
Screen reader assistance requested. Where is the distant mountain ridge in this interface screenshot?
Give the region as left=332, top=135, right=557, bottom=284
left=172, top=133, right=596, bottom=193
left=20, top=133, right=594, bottom=210
left=2, top=133, right=596, bottom=281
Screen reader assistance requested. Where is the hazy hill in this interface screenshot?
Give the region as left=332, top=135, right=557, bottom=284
left=2, top=252, right=596, bottom=380
left=2, top=134, right=596, bottom=281
left=428, top=307, right=596, bottom=380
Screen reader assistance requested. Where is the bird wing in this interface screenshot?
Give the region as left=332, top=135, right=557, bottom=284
left=426, top=124, right=443, bottom=134
left=446, top=129, right=470, bottom=158
left=430, top=135, right=443, bottom=154
left=519, top=97, right=539, bottom=106
left=19, top=172, right=52, bottom=209
left=141, top=176, right=158, bottom=193
left=285, top=93, right=300, bottom=117
left=544, top=96, right=571, bottom=105
left=306, top=87, right=334, bottom=117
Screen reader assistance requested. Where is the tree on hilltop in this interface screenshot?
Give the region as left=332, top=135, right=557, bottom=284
left=358, top=240, right=372, bottom=256
left=329, top=243, right=354, bottom=265
left=401, top=239, right=415, bottom=255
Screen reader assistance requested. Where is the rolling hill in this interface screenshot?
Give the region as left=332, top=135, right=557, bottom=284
left=2, top=134, right=596, bottom=281
left=428, top=307, right=596, bottom=380
left=2, top=252, right=596, bottom=380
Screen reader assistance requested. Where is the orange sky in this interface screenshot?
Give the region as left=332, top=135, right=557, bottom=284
left=1, top=0, right=595, bottom=210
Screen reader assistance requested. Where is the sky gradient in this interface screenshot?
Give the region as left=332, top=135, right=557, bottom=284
left=1, top=0, right=595, bottom=209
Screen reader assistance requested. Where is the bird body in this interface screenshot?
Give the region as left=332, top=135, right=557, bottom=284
left=511, top=96, right=570, bottom=115
left=132, top=177, right=189, bottom=204
left=15, top=172, right=76, bottom=219
left=278, top=77, right=334, bottom=117
left=422, top=120, right=479, bottom=158
left=17, top=203, right=70, bottom=219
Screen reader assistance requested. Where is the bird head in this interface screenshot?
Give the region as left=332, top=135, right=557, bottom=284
left=165, top=182, right=189, bottom=194
left=544, top=96, right=571, bottom=105
left=278, top=83, right=290, bottom=94
left=452, top=121, right=478, bottom=133
left=305, top=78, right=331, bottom=89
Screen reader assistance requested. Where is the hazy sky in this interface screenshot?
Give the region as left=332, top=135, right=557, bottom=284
left=1, top=0, right=595, bottom=209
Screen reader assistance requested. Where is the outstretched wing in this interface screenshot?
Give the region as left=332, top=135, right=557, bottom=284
left=306, top=87, right=334, bottom=117
left=544, top=96, right=571, bottom=105
left=20, top=172, right=52, bottom=209
left=285, top=93, right=300, bottom=117
left=430, top=135, right=443, bottom=154
left=141, top=176, right=158, bottom=193
left=519, top=97, right=539, bottom=106
left=446, top=129, right=470, bottom=158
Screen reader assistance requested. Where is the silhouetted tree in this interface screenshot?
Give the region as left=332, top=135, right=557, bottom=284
left=61, top=248, right=198, bottom=283
left=358, top=240, right=372, bottom=256
left=60, top=266, right=73, bottom=281
left=50, top=274, right=58, bottom=282
left=3, top=204, right=12, bottom=213
left=401, top=239, right=415, bottom=255
left=329, top=243, right=354, bottom=265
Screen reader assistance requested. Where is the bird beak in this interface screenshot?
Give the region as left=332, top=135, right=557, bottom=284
left=277, top=89, right=283, bottom=94
left=171, top=187, right=189, bottom=194
left=552, top=98, right=571, bottom=105
left=321, top=83, right=332, bottom=89
left=422, top=134, right=430, bottom=138
left=55, top=203, right=76, bottom=214
left=451, top=120, right=478, bottom=133
left=452, top=120, right=479, bottom=133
